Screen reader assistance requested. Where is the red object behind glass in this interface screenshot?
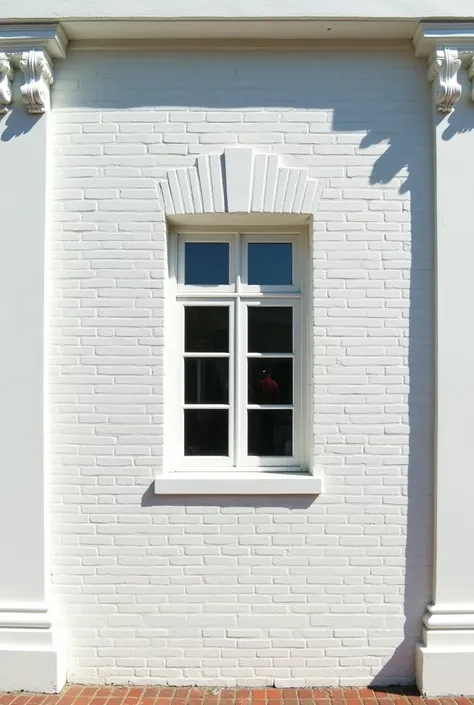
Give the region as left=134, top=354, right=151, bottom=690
left=257, top=371, right=280, bottom=404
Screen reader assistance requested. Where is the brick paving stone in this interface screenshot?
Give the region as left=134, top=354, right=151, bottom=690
left=1, top=688, right=474, bottom=705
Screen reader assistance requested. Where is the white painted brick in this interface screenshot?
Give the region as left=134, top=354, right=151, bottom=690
left=50, top=48, right=433, bottom=688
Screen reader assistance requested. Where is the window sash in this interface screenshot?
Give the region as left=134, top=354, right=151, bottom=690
left=171, top=229, right=305, bottom=471
left=178, top=298, right=235, bottom=468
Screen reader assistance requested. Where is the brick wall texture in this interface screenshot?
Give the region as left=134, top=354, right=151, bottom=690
left=49, top=48, right=434, bottom=687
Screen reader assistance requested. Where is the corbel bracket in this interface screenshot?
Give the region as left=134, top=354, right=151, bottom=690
left=428, top=48, right=462, bottom=113
left=0, top=24, right=67, bottom=114
left=0, top=53, right=13, bottom=113
left=414, top=23, right=474, bottom=113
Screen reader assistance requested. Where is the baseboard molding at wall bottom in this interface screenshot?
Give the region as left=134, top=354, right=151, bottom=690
left=416, top=642, right=474, bottom=696
left=0, top=626, right=66, bottom=693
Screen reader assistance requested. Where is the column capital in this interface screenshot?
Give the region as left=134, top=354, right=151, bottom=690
left=0, top=24, right=67, bottom=113
left=414, top=22, right=474, bottom=113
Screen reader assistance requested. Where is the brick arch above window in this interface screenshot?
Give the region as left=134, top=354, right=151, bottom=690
left=158, top=147, right=321, bottom=216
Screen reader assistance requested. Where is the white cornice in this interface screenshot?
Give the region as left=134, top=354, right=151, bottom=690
left=414, top=22, right=474, bottom=58
left=0, top=24, right=68, bottom=59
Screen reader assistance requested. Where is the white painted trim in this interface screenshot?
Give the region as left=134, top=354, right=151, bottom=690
left=0, top=606, right=65, bottom=692
left=414, top=23, right=474, bottom=57
left=159, top=148, right=320, bottom=217
left=154, top=471, right=322, bottom=495
left=171, top=231, right=306, bottom=471
left=423, top=604, right=474, bottom=630
left=0, top=24, right=68, bottom=59
left=0, top=605, right=53, bottom=630
left=68, top=38, right=414, bottom=52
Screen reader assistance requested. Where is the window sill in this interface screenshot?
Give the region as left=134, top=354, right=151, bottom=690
left=154, top=470, right=322, bottom=495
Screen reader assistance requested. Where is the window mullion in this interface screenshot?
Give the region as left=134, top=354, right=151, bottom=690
left=235, top=233, right=243, bottom=469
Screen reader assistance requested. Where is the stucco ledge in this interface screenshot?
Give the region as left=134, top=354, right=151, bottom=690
left=154, top=471, right=323, bottom=495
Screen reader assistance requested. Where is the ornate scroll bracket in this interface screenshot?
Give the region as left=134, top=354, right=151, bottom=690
left=0, top=25, right=66, bottom=116
left=0, top=53, right=13, bottom=114
left=18, top=49, right=53, bottom=114
left=0, top=49, right=55, bottom=115
left=467, top=56, right=474, bottom=104
left=428, top=48, right=462, bottom=113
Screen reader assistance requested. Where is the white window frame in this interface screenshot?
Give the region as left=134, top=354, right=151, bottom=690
left=168, top=225, right=309, bottom=474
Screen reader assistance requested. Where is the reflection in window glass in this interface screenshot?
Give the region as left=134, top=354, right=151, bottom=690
left=248, top=306, right=292, bottom=353
left=248, top=358, right=292, bottom=405
left=185, top=242, right=229, bottom=285
left=185, top=358, right=229, bottom=404
left=185, top=409, right=228, bottom=456
left=185, top=306, right=229, bottom=353
left=248, top=410, right=292, bottom=456
left=248, top=243, right=292, bottom=285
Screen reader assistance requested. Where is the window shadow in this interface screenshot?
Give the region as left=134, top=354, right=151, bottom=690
left=141, top=482, right=317, bottom=511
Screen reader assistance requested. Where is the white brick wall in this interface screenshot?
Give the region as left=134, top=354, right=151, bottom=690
left=49, top=48, right=434, bottom=687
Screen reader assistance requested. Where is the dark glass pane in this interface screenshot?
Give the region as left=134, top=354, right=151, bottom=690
left=185, top=409, right=228, bottom=456
left=185, top=242, right=229, bottom=285
left=248, top=358, right=292, bottom=405
left=185, top=358, right=228, bottom=404
left=248, top=410, right=292, bottom=457
left=248, top=243, right=292, bottom=285
left=248, top=306, right=292, bottom=353
left=185, top=306, right=229, bottom=352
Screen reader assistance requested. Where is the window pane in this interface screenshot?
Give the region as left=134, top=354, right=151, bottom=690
left=248, top=243, right=292, bottom=285
left=248, top=306, right=292, bottom=353
left=185, top=409, right=228, bottom=456
left=248, top=358, right=292, bottom=405
left=248, top=410, right=292, bottom=457
left=185, top=306, right=229, bottom=352
left=185, top=242, right=229, bottom=285
left=185, top=358, right=228, bottom=404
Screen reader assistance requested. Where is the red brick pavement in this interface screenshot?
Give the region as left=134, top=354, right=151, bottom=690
left=0, top=687, right=472, bottom=705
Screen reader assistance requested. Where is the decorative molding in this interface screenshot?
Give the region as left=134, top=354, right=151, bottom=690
left=0, top=24, right=68, bottom=59
left=0, top=603, right=53, bottom=630
left=423, top=604, right=474, bottom=631
left=0, top=24, right=67, bottom=114
left=467, top=56, right=474, bottom=103
left=414, top=22, right=474, bottom=57
left=0, top=603, right=65, bottom=692
left=428, top=48, right=462, bottom=113
left=0, top=53, right=13, bottom=113
left=17, top=49, right=53, bottom=114
left=159, top=147, right=320, bottom=216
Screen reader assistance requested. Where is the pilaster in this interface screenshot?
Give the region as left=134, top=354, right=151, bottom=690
left=0, top=24, right=67, bottom=693
left=414, top=23, right=474, bottom=696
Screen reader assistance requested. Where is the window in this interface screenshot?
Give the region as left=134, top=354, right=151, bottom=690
left=168, top=228, right=307, bottom=472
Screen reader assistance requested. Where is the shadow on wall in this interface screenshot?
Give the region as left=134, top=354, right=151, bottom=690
left=49, top=49, right=474, bottom=685
left=0, top=104, right=36, bottom=140
left=368, top=87, right=474, bottom=684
